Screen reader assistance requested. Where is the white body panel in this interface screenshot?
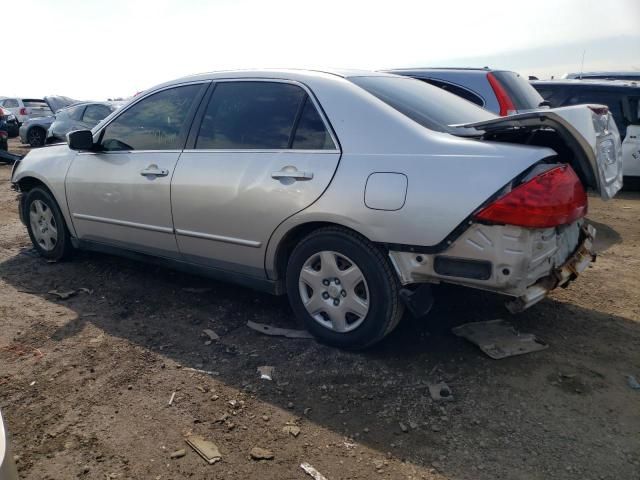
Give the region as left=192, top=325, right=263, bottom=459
left=622, top=125, right=640, bottom=177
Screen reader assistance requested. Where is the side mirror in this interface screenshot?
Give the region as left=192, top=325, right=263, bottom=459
left=67, top=130, right=94, bottom=151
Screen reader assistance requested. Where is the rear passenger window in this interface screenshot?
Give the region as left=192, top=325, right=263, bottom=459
left=421, top=79, right=484, bottom=106
left=196, top=81, right=335, bottom=150
left=101, top=84, right=201, bottom=151
left=83, top=104, right=112, bottom=124
left=3, top=99, right=19, bottom=108
left=292, top=97, right=336, bottom=149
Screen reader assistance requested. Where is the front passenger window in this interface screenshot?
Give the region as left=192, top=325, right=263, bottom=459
left=100, top=84, right=201, bottom=151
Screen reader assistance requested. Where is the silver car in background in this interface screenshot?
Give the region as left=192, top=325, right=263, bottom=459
left=0, top=410, right=18, bottom=480
left=11, top=69, right=622, bottom=349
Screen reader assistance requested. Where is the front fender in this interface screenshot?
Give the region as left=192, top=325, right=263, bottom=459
left=12, top=145, right=78, bottom=237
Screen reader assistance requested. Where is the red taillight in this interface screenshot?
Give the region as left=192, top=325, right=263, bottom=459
left=474, top=165, right=587, bottom=228
left=0, top=131, right=8, bottom=139
left=487, top=72, right=516, bottom=116
left=19, top=107, right=27, bottom=116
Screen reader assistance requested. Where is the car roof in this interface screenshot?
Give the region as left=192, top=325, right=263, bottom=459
left=155, top=68, right=397, bottom=88
left=531, top=79, right=640, bottom=89
left=383, top=67, right=499, bottom=76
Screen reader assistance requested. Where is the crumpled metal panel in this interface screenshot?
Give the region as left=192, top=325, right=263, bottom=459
left=389, top=220, right=584, bottom=297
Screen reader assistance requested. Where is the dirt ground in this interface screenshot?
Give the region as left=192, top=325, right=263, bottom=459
left=1, top=137, right=639, bottom=480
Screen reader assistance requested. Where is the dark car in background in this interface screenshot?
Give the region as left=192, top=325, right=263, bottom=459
left=563, top=71, right=640, bottom=81
left=0, top=108, right=19, bottom=138
left=532, top=79, right=640, bottom=179
left=46, top=102, right=120, bottom=143
left=0, top=120, right=7, bottom=151
left=386, top=68, right=546, bottom=116
left=19, top=96, right=78, bottom=147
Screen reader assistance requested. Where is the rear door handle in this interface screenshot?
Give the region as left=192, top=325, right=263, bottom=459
left=140, top=164, right=169, bottom=177
left=271, top=169, right=314, bottom=181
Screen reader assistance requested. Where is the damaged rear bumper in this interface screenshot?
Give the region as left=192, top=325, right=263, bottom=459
left=388, top=221, right=596, bottom=312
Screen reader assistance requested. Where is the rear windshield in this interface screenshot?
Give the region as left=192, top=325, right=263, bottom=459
left=349, top=76, right=495, bottom=133
left=491, top=71, right=544, bottom=110
left=22, top=99, right=48, bottom=108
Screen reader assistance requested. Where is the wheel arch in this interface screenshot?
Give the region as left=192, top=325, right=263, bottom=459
left=269, top=220, right=387, bottom=282
left=16, top=174, right=76, bottom=237
left=26, top=124, right=47, bottom=141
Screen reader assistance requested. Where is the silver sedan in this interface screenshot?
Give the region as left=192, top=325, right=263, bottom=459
left=11, top=69, right=622, bottom=348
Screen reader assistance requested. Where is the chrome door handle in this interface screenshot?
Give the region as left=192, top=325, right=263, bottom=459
left=140, top=164, right=169, bottom=177
left=271, top=170, right=314, bottom=181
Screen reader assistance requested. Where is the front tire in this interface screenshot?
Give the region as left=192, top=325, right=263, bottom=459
left=27, top=127, right=46, bottom=147
left=23, top=187, right=73, bottom=261
left=286, top=227, right=404, bottom=349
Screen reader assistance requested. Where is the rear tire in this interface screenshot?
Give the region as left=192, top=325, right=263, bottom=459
left=286, top=226, right=404, bottom=349
left=23, top=187, right=73, bottom=261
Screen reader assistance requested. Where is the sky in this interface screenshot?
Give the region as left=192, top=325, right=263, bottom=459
left=6, top=0, right=640, bottom=100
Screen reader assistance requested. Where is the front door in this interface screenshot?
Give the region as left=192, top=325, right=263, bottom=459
left=171, top=80, right=341, bottom=277
left=65, top=83, right=206, bottom=258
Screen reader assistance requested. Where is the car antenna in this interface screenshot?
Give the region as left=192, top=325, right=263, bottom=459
left=579, top=49, right=586, bottom=80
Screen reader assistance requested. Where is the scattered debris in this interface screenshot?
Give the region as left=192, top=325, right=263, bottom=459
left=250, top=447, right=274, bottom=460
left=183, top=367, right=218, bottom=376
left=282, top=425, right=301, bottom=437
left=29, top=381, right=36, bottom=386
left=82, top=313, right=97, bottom=318
left=202, top=329, right=219, bottom=342
left=300, top=462, right=329, bottom=480
left=399, top=422, right=409, bottom=433
left=627, top=375, right=640, bottom=390
left=247, top=320, right=313, bottom=339
left=170, top=449, right=186, bottom=459
left=78, top=287, right=94, bottom=295
left=257, top=366, right=274, bottom=381
left=168, top=392, right=176, bottom=406
left=47, top=290, right=77, bottom=300
left=452, top=319, right=548, bottom=359
left=428, top=382, right=454, bottom=402
left=185, top=436, right=222, bottom=464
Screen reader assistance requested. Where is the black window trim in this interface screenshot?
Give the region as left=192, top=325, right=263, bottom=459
left=183, top=78, right=341, bottom=153
left=91, top=81, right=210, bottom=154
left=420, top=77, right=486, bottom=107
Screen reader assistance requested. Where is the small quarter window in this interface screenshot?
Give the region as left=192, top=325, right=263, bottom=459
left=292, top=97, right=336, bottom=150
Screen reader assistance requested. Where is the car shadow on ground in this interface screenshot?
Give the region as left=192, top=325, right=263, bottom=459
left=1, top=246, right=639, bottom=478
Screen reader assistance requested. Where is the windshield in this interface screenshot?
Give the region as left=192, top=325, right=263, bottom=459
left=349, top=76, right=496, bottom=133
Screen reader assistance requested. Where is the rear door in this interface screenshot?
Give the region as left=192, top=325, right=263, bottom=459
left=65, top=83, right=206, bottom=258
left=171, top=80, right=340, bottom=278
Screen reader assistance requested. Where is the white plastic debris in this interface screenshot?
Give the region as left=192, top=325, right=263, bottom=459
left=257, top=366, right=274, bottom=381
left=300, top=462, right=329, bottom=480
